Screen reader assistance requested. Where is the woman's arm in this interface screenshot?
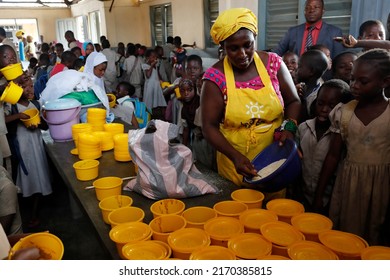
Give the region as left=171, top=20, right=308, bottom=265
left=201, top=80, right=257, bottom=178
left=313, top=132, right=343, bottom=212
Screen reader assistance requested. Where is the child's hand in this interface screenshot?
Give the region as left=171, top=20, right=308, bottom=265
left=295, top=82, right=306, bottom=97
left=19, top=113, right=29, bottom=120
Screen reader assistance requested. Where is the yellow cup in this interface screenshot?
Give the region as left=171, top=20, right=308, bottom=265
left=150, top=198, right=186, bottom=218
left=9, top=232, right=64, bottom=260
left=266, top=198, right=305, bottom=224
left=98, top=195, right=133, bottom=224
left=213, top=200, right=248, bottom=218
left=21, top=108, right=41, bottom=128
left=73, top=159, right=99, bottom=181
left=0, top=63, right=23, bottom=80
left=108, top=206, right=145, bottom=228
left=231, top=189, right=265, bottom=209
left=149, top=214, right=187, bottom=244
left=92, top=176, right=122, bottom=201
left=0, top=81, right=23, bottom=104
left=107, top=93, right=116, bottom=108
left=181, top=206, right=217, bottom=229
left=204, top=217, right=244, bottom=248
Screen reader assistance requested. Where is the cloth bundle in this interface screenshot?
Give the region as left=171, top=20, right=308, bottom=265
left=124, top=120, right=219, bottom=200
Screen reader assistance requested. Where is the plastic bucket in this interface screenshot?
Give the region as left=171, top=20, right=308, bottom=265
left=99, top=195, right=133, bottom=224
left=0, top=81, right=23, bottom=104
left=9, top=232, right=64, bottom=260
left=21, top=108, right=41, bottom=128
left=42, top=99, right=81, bottom=142
left=73, top=159, right=99, bottom=181
left=92, top=176, right=123, bottom=201
left=0, top=63, right=23, bottom=80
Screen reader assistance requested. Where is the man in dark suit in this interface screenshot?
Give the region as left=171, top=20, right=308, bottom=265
left=273, top=0, right=345, bottom=59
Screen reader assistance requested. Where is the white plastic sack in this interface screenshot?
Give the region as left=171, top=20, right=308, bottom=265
left=124, top=120, right=219, bottom=200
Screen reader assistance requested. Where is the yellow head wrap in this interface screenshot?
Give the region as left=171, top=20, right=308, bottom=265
left=210, top=8, right=258, bottom=45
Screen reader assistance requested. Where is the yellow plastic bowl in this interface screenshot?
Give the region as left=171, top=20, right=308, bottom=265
left=0, top=81, right=23, bottom=104
left=122, top=240, right=170, bottom=260
left=109, top=222, right=152, bottom=259
left=93, top=176, right=122, bottom=201
left=168, top=228, right=211, bottom=260
left=361, top=246, right=390, bottom=260
left=260, top=221, right=305, bottom=247
left=72, top=123, right=93, bottom=140
left=231, top=189, right=265, bottom=209
left=98, top=195, right=133, bottom=224
left=266, top=198, right=305, bottom=224
left=204, top=217, right=244, bottom=247
left=107, top=93, right=116, bottom=108
left=160, top=81, right=171, bottom=89
left=21, top=108, right=41, bottom=128
left=92, top=131, right=114, bottom=151
left=190, top=245, right=236, bottom=260
left=149, top=214, right=187, bottom=243
left=213, top=200, right=248, bottom=218
left=258, top=254, right=291, bottom=260
left=228, top=233, right=272, bottom=260
left=73, top=159, right=99, bottom=181
left=87, top=107, right=106, bottom=119
left=291, top=212, right=333, bottom=242
left=10, top=232, right=64, bottom=260
left=150, top=198, right=186, bottom=218
left=239, top=209, right=278, bottom=233
left=0, top=63, right=23, bottom=80
left=318, top=230, right=368, bottom=260
left=181, top=206, right=217, bottom=229
left=287, top=240, right=339, bottom=260
left=104, top=123, right=124, bottom=136
left=108, top=206, right=145, bottom=228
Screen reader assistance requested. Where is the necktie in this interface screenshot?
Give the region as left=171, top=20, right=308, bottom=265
left=305, top=26, right=315, bottom=51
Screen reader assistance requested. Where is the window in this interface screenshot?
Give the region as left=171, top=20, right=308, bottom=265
left=203, top=0, right=219, bottom=48
left=150, top=4, right=172, bottom=47
left=89, top=11, right=101, bottom=44
left=0, top=18, right=39, bottom=46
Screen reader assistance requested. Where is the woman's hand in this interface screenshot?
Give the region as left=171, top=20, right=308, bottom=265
left=232, top=153, right=257, bottom=178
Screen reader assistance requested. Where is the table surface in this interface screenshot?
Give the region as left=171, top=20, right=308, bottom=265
left=42, top=129, right=241, bottom=260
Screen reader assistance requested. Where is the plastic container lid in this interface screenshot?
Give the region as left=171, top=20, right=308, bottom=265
left=287, top=241, right=339, bottom=260
left=190, top=246, right=236, bottom=260
left=168, top=228, right=210, bottom=254
left=360, top=246, right=390, bottom=260
left=266, top=198, right=305, bottom=218
left=122, top=240, right=168, bottom=260
left=318, top=230, right=368, bottom=255
left=42, top=98, right=81, bottom=110
left=260, top=221, right=304, bottom=247
left=291, top=212, right=333, bottom=234
left=228, top=233, right=272, bottom=259
left=204, top=217, right=244, bottom=240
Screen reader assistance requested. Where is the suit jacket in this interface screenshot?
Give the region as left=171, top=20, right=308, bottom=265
left=273, top=22, right=345, bottom=58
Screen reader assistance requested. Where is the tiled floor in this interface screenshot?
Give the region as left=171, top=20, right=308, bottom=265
left=18, top=165, right=110, bottom=260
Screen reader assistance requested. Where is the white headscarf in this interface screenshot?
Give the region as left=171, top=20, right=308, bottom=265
left=84, top=51, right=107, bottom=89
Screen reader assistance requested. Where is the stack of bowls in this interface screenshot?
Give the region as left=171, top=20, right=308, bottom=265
left=104, top=123, right=124, bottom=137
left=92, top=131, right=114, bottom=151
left=71, top=123, right=93, bottom=155
left=77, top=132, right=101, bottom=160
left=87, top=108, right=106, bottom=131
left=113, top=133, right=131, bottom=162
left=109, top=222, right=152, bottom=259
left=260, top=221, right=305, bottom=258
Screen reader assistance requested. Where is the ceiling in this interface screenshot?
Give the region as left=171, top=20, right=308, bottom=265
left=0, top=0, right=81, bottom=8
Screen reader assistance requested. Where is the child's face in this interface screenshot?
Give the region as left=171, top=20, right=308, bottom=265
left=320, top=47, right=332, bottom=70
left=93, top=62, right=107, bottom=78
left=180, top=83, right=195, bottom=103
left=361, top=24, right=386, bottom=40
left=147, top=52, right=157, bottom=64
left=296, top=58, right=311, bottom=82
left=55, top=46, right=64, bottom=57
left=333, top=53, right=356, bottom=83
left=115, top=85, right=128, bottom=98
left=283, top=53, right=298, bottom=75
left=315, top=87, right=341, bottom=123
left=186, top=60, right=202, bottom=81
left=20, top=74, right=34, bottom=100
left=0, top=48, right=18, bottom=68
left=350, top=60, right=385, bottom=101
left=86, top=44, right=94, bottom=56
